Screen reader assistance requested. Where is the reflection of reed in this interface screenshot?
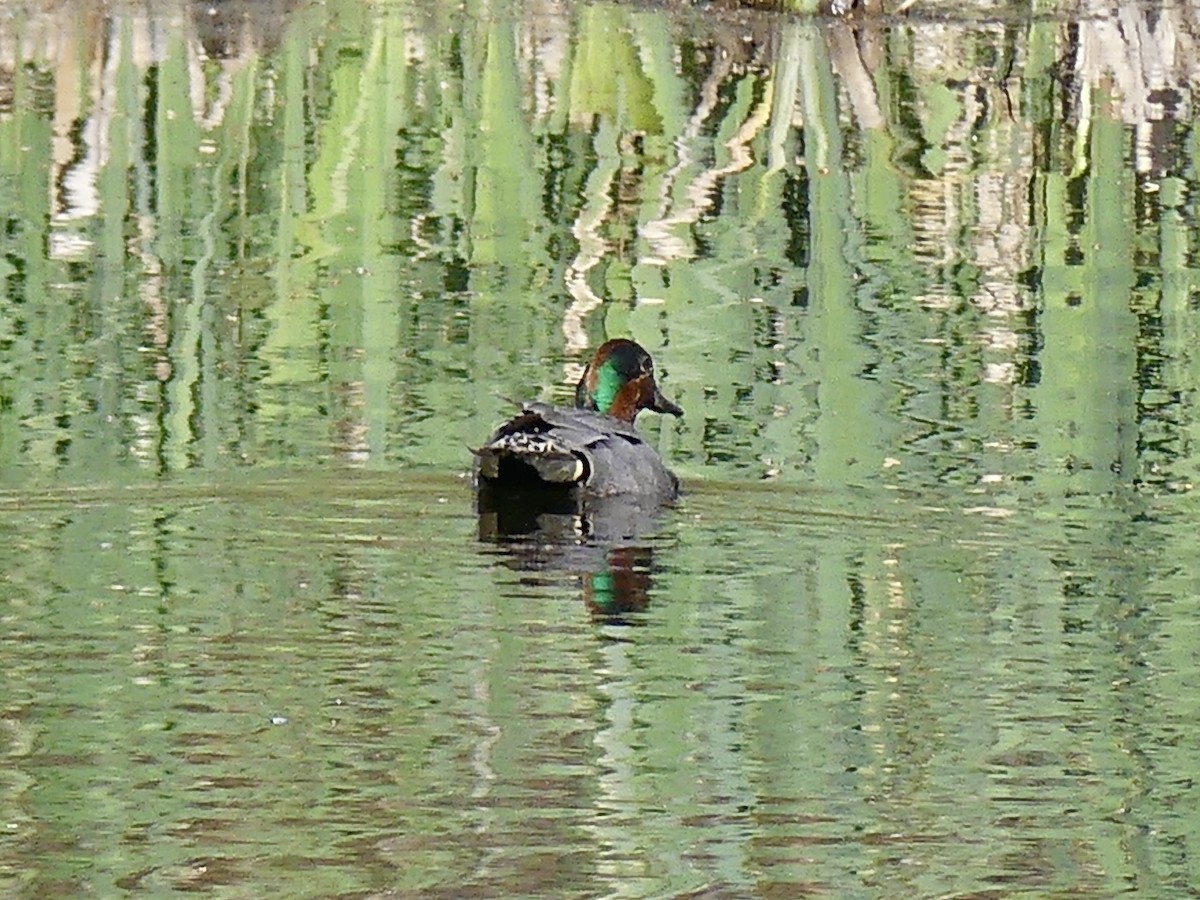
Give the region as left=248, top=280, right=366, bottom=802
left=0, top=0, right=1197, bottom=484
left=562, top=122, right=616, bottom=361
left=0, top=0, right=284, bottom=226
left=1077, top=2, right=1195, bottom=173
left=640, top=38, right=773, bottom=265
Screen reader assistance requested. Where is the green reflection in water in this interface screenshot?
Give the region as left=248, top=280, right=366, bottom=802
left=1, top=472, right=1197, bottom=896
left=0, top=0, right=1190, bottom=498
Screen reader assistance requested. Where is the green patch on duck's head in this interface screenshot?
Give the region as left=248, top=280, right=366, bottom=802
left=589, top=358, right=625, bottom=414
left=575, top=338, right=683, bottom=423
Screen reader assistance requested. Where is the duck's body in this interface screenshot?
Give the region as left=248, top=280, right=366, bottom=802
left=473, top=339, right=682, bottom=501
left=475, top=401, right=679, bottom=499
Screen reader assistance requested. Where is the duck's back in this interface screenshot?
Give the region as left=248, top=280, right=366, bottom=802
left=474, top=402, right=679, bottom=500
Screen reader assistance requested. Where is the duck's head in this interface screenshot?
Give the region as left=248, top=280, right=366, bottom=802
left=574, top=338, right=684, bottom=423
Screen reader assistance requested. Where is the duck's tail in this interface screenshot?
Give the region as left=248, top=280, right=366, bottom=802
left=474, top=433, right=588, bottom=486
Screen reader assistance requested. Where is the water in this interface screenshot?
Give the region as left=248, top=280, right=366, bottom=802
left=3, top=0, right=1200, bottom=895
left=6, top=474, right=1195, bottom=896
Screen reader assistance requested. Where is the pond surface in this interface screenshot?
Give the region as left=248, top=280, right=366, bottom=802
left=2, top=0, right=1200, bottom=896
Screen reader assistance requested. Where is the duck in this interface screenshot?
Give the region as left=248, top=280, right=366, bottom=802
left=473, top=339, right=683, bottom=500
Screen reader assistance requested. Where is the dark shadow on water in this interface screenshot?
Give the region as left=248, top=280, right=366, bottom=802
left=475, top=485, right=670, bottom=624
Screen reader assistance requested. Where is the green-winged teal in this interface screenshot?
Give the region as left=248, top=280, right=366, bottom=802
left=473, top=339, right=683, bottom=500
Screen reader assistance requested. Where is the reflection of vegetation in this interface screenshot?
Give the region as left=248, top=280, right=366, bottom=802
left=0, top=0, right=1196, bottom=498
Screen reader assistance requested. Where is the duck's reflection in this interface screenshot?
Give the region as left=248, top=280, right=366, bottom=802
left=579, top=546, right=653, bottom=620
left=476, top=487, right=667, bottom=622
